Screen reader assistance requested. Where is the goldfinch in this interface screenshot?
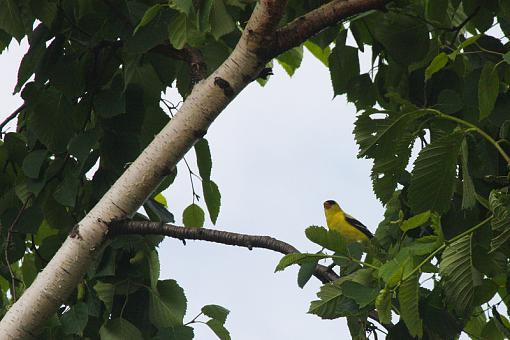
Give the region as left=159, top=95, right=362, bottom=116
left=323, top=200, right=373, bottom=243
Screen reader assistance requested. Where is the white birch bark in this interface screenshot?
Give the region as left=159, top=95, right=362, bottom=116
left=0, top=2, right=284, bottom=338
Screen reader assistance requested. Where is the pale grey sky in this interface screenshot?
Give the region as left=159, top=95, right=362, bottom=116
left=0, top=40, right=384, bottom=339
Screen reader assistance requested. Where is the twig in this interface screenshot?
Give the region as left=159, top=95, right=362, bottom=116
left=109, top=220, right=339, bottom=284
left=0, top=104, right=25, bottom=134
left=5, top=198, right=31, bottom=302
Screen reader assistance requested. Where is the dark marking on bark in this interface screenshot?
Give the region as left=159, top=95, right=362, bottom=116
left=214, top=77, right=234, bottom=97
left=61, top=267, right=71, bottom=275
left=242, top=74, right=252, bottom=83
left=257, top=67, right=273, bottom=80
left=69, top=224, right=82, bottom=240
left=194, top=129, right=207, bottom=139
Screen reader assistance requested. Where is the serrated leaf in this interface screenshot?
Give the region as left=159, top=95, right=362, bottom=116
left=182, top=203, right=205, bottom=227
left=425, top=52, right=449, bottom=80
left=149, top=280, right=187, bottom=328
left=304, top=41, right=329, bottom=67
left=398, top=274, right=423, bottom=338
left=61, top=302, right=88, bottom=336
left=197, top=0, right=213, bottom=31
left=489, top=190, right=510, bottom=230
left=297, top=260, right=317, bottom=288
left=305, top=226, right=347, bottom=253
left=202, top=180, right=221, bottom=224
left=67, top=130, right=98, bottom=164
left=275, top=253, right=329, bottom=272
left=99, top=318, right=143, bottom=340
left=194, top=138, right=212, bottom=180
left=206, top=319, right=231, bottom=340
left=479, top=62, right=499, bottom=120
left=401, top=211, right=431, bottom=232
left=134, top=4, right=164, bottom=34
left=375, top=288, right=392, bottom=324
left=439, top=234, right=479, bottom=316
left=408, top=131, right=464, bottom=214
left=308, top=283, right=358, bottom=319
left=354, top=110, right=425, bottom=203
left=378, top=248, right=413, bottom=287
left=202, top=304, right=230, bottom=324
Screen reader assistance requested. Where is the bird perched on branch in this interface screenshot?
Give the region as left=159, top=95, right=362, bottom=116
left=323, top=200, right=373, bottom=243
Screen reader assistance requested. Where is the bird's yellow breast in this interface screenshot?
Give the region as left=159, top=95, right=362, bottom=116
left=326, top=211, right=370, bottom=243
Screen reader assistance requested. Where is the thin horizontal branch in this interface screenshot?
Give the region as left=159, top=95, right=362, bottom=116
left=109, top=220, right=339, bottom=284
left=273, top=0, right=389, bottom=56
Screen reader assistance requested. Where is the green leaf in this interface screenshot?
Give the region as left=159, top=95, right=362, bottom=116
left=401, top=211, right=431, bottom=232
left=275, top=253, right=329, bottom=272
left=27, top=88, right=75, bottom=153
left=94, top=281, right=115, bottom=312
left=439, top=234, right=480, bottom=316
left=149, top=280, right=187, bottom=328
left=182, top=203, right=205, bottom=227
left=478, top=62, right=499, bottom=120
left=493, top=308, right=510, bottom=339
left=297, top=260, right=318, bottom=288
left=206, top=319, right=231, bottom=340
left=341, top=281, right=378, bottom=308
left=489, top=190, right=510, bottom=230
left=195, top=138, right=212, bottom=181
left=22, top=150, right=47, bottom=179
left=461, top=139, right=476, bottom=210
left=99, top=318, right=143, bottom=340
left=197, top=0, right=213, bottom=32
left=61, top=302, right=88, bottom=336
left=210, top=0, right=235, bottom=39
left=154, top=326, right=194, bottom=340
left=398, top=274, right=423, bottom=338
left=67, top=130, right=98, bottom=164
left=149, top=250, right=160, bottom=290
left=305, top=226, right=347, bottom=253
left=308, top=283, right=358, bottom=319
left=378, top=248, right=414, bottom=287
left=304, top=41, right=329, bottom=67
left=170, top=0, right=193, bottom=15
left=202, top=180, right=221, bottom=224
left=53, top=175, right=80, bottom=208
left=329, top=43, right=359, bottom=96
left=277, top=46, right=303, bottom=76
left=134, top=4, right=164, bottom=34
left=202, top=304, right=230, bottom=324
left=14, top=205, right=43, bottom=233
left=375, top=288, right=392, bottom=324
left=168, top=13, right=190, bottom=50
left=0, top=0, right=24, bottom=41
left=503, top=52, right=510, bottom=65
left=408, top=131, right=465, bottom=214
left=425, top=52, right=449, bottom=80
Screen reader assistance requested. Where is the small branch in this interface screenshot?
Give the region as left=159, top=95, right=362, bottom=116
left=273, top=0, right=389, bottom=56
left=0, top=104, right=25, bottom=134
left=109, top=220, right=339, bottom=284
left=5, top=198, right=31, bottom=302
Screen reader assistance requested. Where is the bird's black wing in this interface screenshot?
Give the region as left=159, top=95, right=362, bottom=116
left=345, top=213, right=373, bottom=239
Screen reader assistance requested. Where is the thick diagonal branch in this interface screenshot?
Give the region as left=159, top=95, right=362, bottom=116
left=109, top=220, right=338, bottom=283
left=273, top=0, right=389, bottom=56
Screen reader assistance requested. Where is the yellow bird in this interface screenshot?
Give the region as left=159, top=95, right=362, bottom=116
left=323, top=200, right=373, bottom=243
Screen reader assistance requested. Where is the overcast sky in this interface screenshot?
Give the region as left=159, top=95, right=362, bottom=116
left=0, top=41, right=384, bottom=339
